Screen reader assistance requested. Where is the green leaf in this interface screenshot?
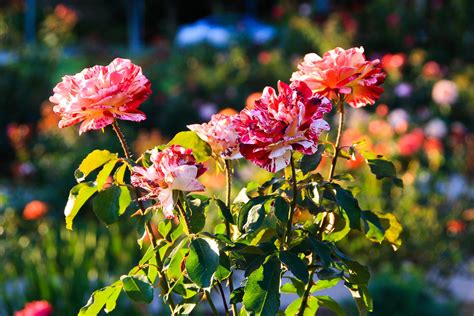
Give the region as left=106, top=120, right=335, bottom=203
left=238, top=197, right=268, bottom=233
left=65, top=182, right=97, bottom=230
left=378, top=212, right=403, bottom=251
left=185, top=237, right=220, bottom=288
left=113, top=163, right=128, bottom=185
left=96, top=159, right=118, bottom=190
left=279, top=251, right=309, bottom=284
left=214, top=199, right=235, bottom=224
left=121, top=274, right=154, bottom=303
left=75, top=149, right=118, bottom=182
left=285, top=297, right=319, bottom=316
left=300, top=144, right=324, bottom=174
left=316, top=296, right=346, bottom=316
left=79, top=281, right=122, bottom=315
left=311, top=278, right=341, bottom=292
left=321, top=211, right=351, bottom=242
left=335, top=186, right=362, bottom=230
left=158, top=220, right=173, bottom=240
left=168, top=131, right=212, bottom=162
left=243, top=256, right=281, bottom=316
left=93, top=185, right=131, bottom=225
left=230, top=287, right=245, bottom=305
left=348, top=285, right=373, bottom=315
left=308, top=237, right=332, bottom=268
left=185, top=195, right=209, bottom=233
left=280, top=277, right=305, bottom=296
left=215, top=251, right=232, bottom=281
left=367, top=159, right=403, bottom=188
left=344, top=260, right=370, bottom=285
left=274, top=196, right=290, bottom=223
left=361, top=211, right=385, bottom=243
left=165, top=238, right=189, bottom=281
left=139, top=245, right=159, bottom=283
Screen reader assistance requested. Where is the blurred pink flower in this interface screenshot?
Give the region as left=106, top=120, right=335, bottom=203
left=131, top=145, right=206, bottom=218
left=397, top=128, right=424, bottom=156
left=15, top=300, right=53, bottom=316
left=432, top=80, right=458, bottom=105
left=291, top=47, right=386, bottom=108
left=50, top=58, right=151, bottom=134
left=234, top=81, right=332, bottom=172
left=368, top=119, right=394, bottom=139
left=188, top=114, right=241, bottom=159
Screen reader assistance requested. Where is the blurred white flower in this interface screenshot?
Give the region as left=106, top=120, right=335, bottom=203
left=432, top=79, right=458, bottom=105
left=388, top=108, right=410, bottom=133
left=394, top=82, right=413, bottom=98
left=424, top=118, right=448, bottom=138
left=199, top=103, right=217, bottom=120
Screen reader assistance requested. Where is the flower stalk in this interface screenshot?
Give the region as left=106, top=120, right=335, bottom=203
left=328, top=98, right=346, bottom=181
left=283, top=152, right=298, bottom=247
left=111, top=120, right=176, bottom=312
left=224, top=159, right=237, bottom=316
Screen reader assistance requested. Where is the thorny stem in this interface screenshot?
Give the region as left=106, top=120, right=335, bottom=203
left=328, top=98, right=345, bottom=181
left=224, top=159, right=237, bottom=316
left=205, top=290, right=219, bottom=316
left=283, top=152, right=297, bottom=247
left=111, top=120, right=176, bottom=311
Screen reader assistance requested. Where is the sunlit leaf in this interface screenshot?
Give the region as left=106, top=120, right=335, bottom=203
left=75, top=150, right=118, bottom=182
left=168, top=131, right=212, bottom=162
left=65, top=182, right=97, bottom=230
left=78, top=281, right=122, bottom=315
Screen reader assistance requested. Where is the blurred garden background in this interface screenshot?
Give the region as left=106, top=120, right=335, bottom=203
left=1, top=0, right=474, bottom=315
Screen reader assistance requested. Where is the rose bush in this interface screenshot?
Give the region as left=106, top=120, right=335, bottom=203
left=55, top=48, right=402, bottom=315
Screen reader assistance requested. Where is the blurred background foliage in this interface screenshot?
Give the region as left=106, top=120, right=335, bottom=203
left=1, top=0, right=474, bottom=315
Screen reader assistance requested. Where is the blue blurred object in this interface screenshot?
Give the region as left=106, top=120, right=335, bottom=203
left=175, top=15, right=276, bottom=47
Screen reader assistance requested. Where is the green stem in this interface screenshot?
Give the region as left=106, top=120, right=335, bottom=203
left=297, top=264, right=316, bottom=316
left=176, top=197, right=192, bottom=235
left=224, top=159, right=237, bottom=316
left=328, top=99, right=345, bottom=181
left=216, top=282, right=230, bottom=316
left=283, top=152, right=297, bottom=247
left=111, top=120, right=176, bottom=311
left=205, top=290, right=219, bottom=316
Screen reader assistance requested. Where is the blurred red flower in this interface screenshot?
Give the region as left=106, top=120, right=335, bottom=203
left=381, top=53, right=406, bottom=72
left=397, top=129, right=424, bottom=156
left=23, top=201, right=48, bottom=221
left=446, top=219, right=466, bottom=235
left=15, top=301, right=53, bottom=316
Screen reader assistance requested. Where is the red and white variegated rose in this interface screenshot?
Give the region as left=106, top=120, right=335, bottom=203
left=234, top=80, right=332, bottom=172
left=291, top=47, right=386, bottom=108
left=187, top=114, right=242, bottom=159
left=50, top=58, right=151, bottom=134
left=131, top=145, right=206, bottom=219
